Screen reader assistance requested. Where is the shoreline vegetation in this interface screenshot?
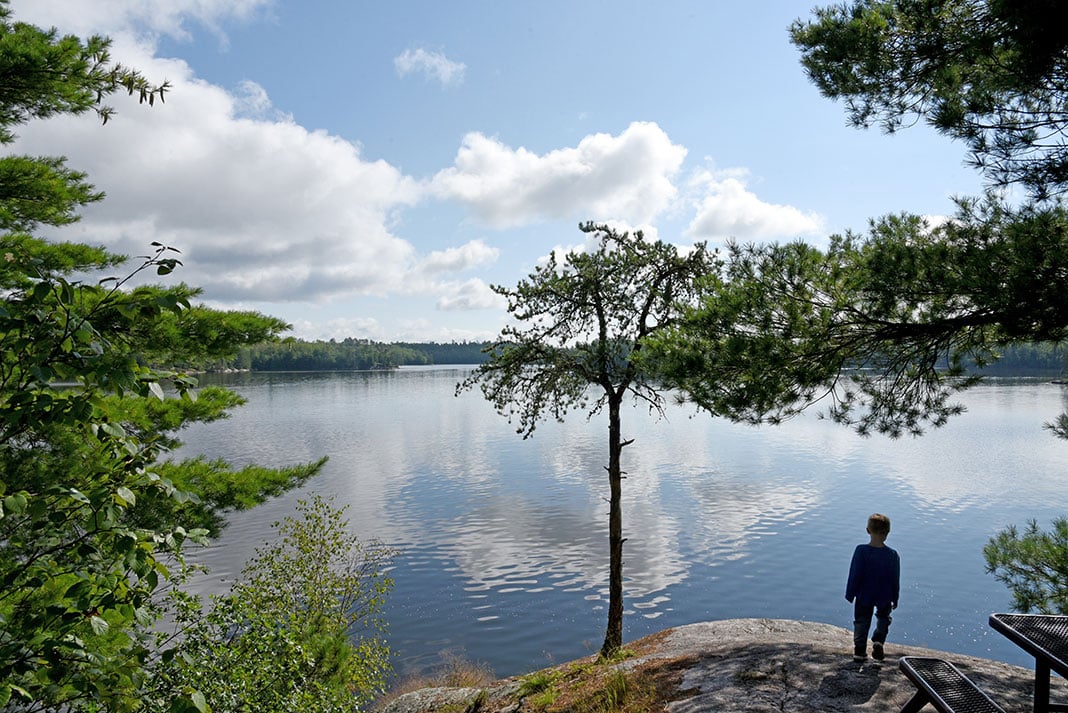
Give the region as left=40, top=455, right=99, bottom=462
left=227, top=338, right=492, bottom=372
left=202, top=339, right=1066, bottom=377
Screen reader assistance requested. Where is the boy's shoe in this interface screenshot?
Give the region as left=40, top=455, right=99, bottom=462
left=852, top=654, right=867, bottom=663
left=872, top=643, right=885, bottom=661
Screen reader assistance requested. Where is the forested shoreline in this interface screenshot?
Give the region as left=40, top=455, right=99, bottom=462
left=972, top=342, right=1066, bottom=376
left=217, top=338, right=1066, bottom=376
left=226, top=338, right=492, bottom=371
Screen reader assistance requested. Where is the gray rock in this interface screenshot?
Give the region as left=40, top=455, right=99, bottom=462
left=377, top=618, right=1062, bottom=712
left=376, top=686, right=485, bottom=713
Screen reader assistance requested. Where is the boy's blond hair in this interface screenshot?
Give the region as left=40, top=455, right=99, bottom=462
left=867, top=513, right=891, bottom=536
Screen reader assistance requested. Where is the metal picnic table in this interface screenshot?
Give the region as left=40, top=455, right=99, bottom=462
left=989, top=613, right=1068, bottom=713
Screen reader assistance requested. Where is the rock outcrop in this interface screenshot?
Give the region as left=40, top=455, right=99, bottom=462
left=378, top=618, right=1064, bottom=712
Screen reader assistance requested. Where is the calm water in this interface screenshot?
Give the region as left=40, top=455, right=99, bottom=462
left=176, top=367, right=1068, bottom=678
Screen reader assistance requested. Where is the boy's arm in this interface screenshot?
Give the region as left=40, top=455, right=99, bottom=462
left=845, top=546, right=861, bottom=602
left=891, top=551, right=901, bottom=608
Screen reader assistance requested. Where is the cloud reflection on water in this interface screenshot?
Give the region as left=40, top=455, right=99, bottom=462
left=177, top=370, right=1068, bottom=675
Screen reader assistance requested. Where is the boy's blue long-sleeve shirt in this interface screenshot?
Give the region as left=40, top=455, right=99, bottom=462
left=845, top=544, right=900, bottom=608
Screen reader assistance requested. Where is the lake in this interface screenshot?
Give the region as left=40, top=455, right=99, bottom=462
left=176, top=367, right=1068, bottom=679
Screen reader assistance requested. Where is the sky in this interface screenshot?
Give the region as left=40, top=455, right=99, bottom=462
left=9, top=1, right=986, bottom=343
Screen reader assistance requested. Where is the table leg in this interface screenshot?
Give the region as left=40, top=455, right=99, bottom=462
left=1035, top=659, right=1051, bottom=713
left=900, top=691, right=929, bottom=713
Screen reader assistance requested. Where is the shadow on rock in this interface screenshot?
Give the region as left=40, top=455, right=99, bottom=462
left=818, top=662, right=883, bottom=705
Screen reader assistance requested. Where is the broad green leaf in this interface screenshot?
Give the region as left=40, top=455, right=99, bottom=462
left=115, top=486, right=136, bottom=506
left=3, top=493, right=27, bottom=515
left=89, top=615, right=109, bottom=635
left=100, top=421, right=125, bottom=438
left=191, top=690, right=210, bottom=712
left=67, top=488, right=90, bottom=504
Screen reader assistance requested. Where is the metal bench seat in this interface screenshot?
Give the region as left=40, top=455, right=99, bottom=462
left=899, top=656, right=1006, bottom=713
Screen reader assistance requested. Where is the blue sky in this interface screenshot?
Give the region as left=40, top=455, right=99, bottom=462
left=11, top=1, right=985, bottom=342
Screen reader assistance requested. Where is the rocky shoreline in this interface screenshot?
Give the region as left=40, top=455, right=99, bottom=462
left=379, top=618, right=1063, bottom=712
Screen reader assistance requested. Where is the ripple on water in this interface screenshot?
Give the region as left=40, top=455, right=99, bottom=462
left=178, top=372, right=1065, bottom=677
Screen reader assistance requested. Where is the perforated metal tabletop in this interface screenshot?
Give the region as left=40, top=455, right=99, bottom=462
left=990, top=614, right=1068, bottom=676
left=989, top=614, right=1068, bottom=713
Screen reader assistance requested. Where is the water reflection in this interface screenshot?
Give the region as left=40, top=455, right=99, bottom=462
left=180, top=370, right=1068, bottom=677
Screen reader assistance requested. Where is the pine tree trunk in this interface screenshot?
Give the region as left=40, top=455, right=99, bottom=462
left=600, top=394, right=624, bottom=658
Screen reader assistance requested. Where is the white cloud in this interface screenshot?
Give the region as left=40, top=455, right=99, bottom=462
left=435, top=279, right=504, bottom=311
left=288, top=315, right=384, bottom=342
left=417, top=240, right=499, bottom=275
left=922, top=213, right=953, bottom=231
left=13, top=46, right=424, bottom=304
left=5, top=0, right=830, bottom=342
left=394, top=48, right=467, bottom=86
left=301, top=315, right=497, bottom=343
left=685, top=167, right=824, bottom=242
left=592, top=220, right=662, bottom=243
left=10, top=0, right=272, bottom=44
left=431, top=121, right=687, bottom=228
left=398, top=242, right=504, bottom=313
left=232, top=80, right=285, bottom=120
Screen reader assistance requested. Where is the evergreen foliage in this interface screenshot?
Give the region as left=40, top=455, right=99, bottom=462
left=790, top=0, right=1068, bottom=199
left=985, top=518, right=1068, bottom=614
left=647, top=199, right=1068, bottom=437
left=651, top=2, right=1068, bottom=439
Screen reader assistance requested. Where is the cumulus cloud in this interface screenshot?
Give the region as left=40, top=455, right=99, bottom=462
left=398, top=242, right=503, bottom=312
left=431, top=121, right=687, bottom=228
left=685, top=167, right=824, bottom=242
left=435, top=279, right=504, bottom=311
left=394, top=48, right=466, bottom=86
left=10, top=0, right=271, bottom=43
left=7, top=0, right=830, bottom=342
left=288, top=315, right=385, bottom=342
left=416, top=240, right=499, bottom=275
left=922, top=213, right=953, bottom=231
left=232, top=80, right=286, bottom=120
left=12, top=45, right=424, bottom=304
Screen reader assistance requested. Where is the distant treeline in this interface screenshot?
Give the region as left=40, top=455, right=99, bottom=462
left=970, top=342, right=1066, bottom=376
left=230, top=338, right=492, bottom=371
left=224, top=338, right=1062, bottom=375
left=391, top=341, right=493, bottom=365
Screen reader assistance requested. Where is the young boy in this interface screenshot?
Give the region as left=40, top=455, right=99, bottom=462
left=845, top=513, right=900, bottom=662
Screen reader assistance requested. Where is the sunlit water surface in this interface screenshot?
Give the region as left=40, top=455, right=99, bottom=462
left=175, top=368, right=1068, bottom=678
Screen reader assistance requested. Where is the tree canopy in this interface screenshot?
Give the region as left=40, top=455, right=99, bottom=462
left=459, top=223, right=716, bottom=657
left=790, top=0, right=1068, bottom=199
left=647, top=1, right=1068, bottom=440
left=646, top=198, right=1068, bottom=437
left=985, top=517, right=1068, bottom=614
